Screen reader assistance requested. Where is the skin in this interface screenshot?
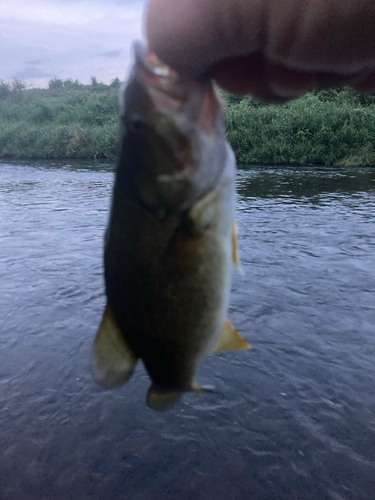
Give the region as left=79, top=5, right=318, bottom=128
left=146, top=0, right=375, bottom=103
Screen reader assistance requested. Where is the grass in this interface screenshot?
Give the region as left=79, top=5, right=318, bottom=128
left=1, top=78, right=375, bottom=165
left=224, top=89, right=375, bottom=166
left=0, top=80, right=120, bottom=160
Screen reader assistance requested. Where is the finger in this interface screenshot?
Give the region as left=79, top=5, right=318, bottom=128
left=212, top=54, right=318, bottom=102
left=352, top=71, right=375, bottom=92
left=147, top=0, right=375, bottom=78
left=212, top=54, right=375, bottom=102
left=146, top=0, right=265, bottom=75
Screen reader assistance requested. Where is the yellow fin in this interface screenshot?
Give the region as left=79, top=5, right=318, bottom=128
left=211, top=318, right=251, bottom=353
left=146, top=382, right=206, bottom=411
left=191, top=382, right=205, bottom=392
left=146, top=387, right=182, bottom=411
left=92, top=304, right=138, bottom=389
left=231, top=221, right=242, bottom=271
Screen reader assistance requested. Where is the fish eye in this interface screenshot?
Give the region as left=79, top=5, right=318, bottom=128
left=127, top=113, right=146, bottom=134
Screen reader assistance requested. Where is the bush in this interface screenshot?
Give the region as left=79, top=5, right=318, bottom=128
left=224, top=90, right=375, bottom=165
left=110, top=77, right=121, bottom=89
left=0, top=80, right=12, bottom=100
left=48, top=78, right=64, bottom=90
left=0, top=80, right=120, bottom=159
left=0, top=80, right=374, bottom=165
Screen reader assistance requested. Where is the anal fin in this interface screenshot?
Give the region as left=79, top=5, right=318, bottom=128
left=146, top=382, right=209, bottom=411
left=211, top=318, right=250, bottom=353
left=146, top=387, right=182, bottom=411
left=92, top=304, right=138, bottom=389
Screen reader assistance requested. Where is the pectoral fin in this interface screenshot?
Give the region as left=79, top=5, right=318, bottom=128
left=211, top=318, right=250, bottom=353
left=92, top=304, right=138, bottom=389
left=231, top=221, right=242, bottom=271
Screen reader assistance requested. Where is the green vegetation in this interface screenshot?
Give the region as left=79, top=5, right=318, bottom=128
left=1, top=78, right=375, bottom=165
left=225, top=89, right=375, bottom=166
left=0, top=78, right=121, bottom=160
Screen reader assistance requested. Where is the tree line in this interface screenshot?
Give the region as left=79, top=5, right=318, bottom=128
left=0, top=76, right=121, bottom=101
left=0, top=77, right=374, bottom=165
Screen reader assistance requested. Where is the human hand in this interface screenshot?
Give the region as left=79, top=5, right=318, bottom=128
left=146, top=0, right=375, bottom=103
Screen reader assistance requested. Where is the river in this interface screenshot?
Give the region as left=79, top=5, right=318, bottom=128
left=1, top=161, right=375, bottom=500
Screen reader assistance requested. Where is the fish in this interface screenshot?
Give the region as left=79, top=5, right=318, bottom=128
left=92, top=41, right=250, bottom=410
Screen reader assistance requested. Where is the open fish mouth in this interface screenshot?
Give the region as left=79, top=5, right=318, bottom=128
left=133, top=41, right=179, bottom=85
left=126, top=41, right=223, bottom=133
left=133, top=41, right=175, bottom=78
left=132, top=41, right=194, bottom=106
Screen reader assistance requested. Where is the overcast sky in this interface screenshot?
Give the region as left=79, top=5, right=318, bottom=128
left=0, top=0, right=146, bottom=88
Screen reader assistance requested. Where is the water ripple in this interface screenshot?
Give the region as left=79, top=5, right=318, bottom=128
left=1, top=162, right=375, bottom=500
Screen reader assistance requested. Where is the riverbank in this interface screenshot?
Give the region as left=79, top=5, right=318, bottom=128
left=1, top=79, right=374, bottom=165
left=226, top=90, right=375, bottom=166
left=0, top=79, right=119, bottom=161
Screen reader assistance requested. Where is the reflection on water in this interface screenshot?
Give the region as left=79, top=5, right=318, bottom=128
left=1, top=161, right=375, bottom=500
left=237, top=166, right=375, bottom=199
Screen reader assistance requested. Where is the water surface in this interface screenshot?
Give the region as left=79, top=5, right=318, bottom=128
left=1, top=161, right=375, bottom=500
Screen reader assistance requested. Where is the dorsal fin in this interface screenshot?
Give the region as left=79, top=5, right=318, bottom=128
left=211, top=318, right=250, bottom=353
left=92, top=304, right=138, bottom=389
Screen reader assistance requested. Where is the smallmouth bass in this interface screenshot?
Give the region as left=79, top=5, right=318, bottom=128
left=92, top=42, right=250, bottom=410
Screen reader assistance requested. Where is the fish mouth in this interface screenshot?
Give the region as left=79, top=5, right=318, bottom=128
left=133, top=41, right=179, bottom=90
left=133, top=41, right=192, bottom=107
left=132, top=41, right=222, bottom=132
left=134, top=41, right=176, bottom=79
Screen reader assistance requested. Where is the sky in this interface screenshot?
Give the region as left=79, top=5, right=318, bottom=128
left=0, top=0, right=146, bottom=88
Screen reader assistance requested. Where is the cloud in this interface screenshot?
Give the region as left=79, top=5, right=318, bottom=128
left=0, top=0, right=145, bottom=87
left=24, top=59, right=49, bottom=65
left=98, top=50, right=122, bottom=59
left=13, top=66, right=54, bottom=79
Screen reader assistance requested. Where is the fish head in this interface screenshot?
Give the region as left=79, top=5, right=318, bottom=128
left=117, top=41, right=228, bottom=215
